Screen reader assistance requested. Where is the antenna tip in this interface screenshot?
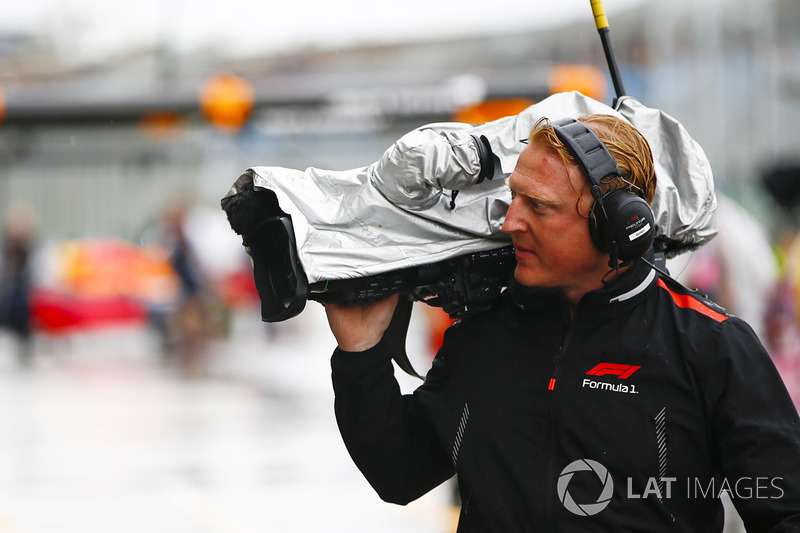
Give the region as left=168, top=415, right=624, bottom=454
left=590, top=0, right=610, bottom=29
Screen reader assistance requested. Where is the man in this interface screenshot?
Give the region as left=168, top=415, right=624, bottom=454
left=325, top=114, right=800, bottom=531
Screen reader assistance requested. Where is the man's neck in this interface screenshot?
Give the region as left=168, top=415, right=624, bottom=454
left=564, top=261, right=634, bottom=316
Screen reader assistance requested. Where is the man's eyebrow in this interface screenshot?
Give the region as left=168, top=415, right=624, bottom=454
left=509, top=184, right=555, bottom=205
left=523, top=192, right=555, bottom=204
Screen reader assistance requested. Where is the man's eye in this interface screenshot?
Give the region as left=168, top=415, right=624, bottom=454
left=527, top=198, right=545, bottom=209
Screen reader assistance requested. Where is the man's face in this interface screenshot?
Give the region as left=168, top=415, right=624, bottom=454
left=502, top=141, right=610, bottom=301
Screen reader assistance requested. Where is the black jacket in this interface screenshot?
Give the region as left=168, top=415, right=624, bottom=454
left=331, top=259, right=800, bottom=532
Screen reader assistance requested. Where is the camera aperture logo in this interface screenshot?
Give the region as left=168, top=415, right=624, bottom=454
left=557, top=459, right=614, bottom=516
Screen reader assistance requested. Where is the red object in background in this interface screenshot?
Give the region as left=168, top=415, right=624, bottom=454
left=58, top=238, right=178, bottom=302
left=31, top=287, right=148, bottom=333
left=27, top=238, right=259, bottom=334
left=28, top=238, right=174, bottom=333
left=214, top=268, right=258, bottom=309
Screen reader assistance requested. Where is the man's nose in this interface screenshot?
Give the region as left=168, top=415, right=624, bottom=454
left=502, top=201, right=525, bottom=234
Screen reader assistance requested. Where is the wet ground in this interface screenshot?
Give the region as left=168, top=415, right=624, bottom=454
left=0, top=304, right=456, bottom=533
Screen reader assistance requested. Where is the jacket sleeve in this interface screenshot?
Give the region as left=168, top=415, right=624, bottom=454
left=331, top=338, right=455, bottom=505
left=700, top=317, right=800, bottom=531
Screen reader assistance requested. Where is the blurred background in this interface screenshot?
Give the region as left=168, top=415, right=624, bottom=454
left=0, top=0, right=798, bottom=530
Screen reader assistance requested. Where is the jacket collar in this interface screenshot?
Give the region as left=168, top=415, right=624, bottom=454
left=508, top=252, right=658, bottom=316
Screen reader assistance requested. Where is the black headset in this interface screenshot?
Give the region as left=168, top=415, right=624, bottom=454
left=551, top=117, right=655, bottom=266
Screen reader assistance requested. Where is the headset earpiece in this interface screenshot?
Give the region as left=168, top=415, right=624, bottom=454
left=588, top=189, right=654, bottom=262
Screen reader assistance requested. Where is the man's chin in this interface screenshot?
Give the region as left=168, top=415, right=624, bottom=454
left=513, top=266, right=541, bottom=289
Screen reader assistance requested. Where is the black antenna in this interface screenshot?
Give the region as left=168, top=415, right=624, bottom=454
left=590, top=0, right=626, bottom=105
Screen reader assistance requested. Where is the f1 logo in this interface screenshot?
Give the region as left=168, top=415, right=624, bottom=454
left=586, top=363, right=640, bottom=379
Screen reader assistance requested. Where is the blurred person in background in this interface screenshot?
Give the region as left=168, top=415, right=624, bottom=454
left=0, top=203, right=38, bottom=366
left=765, top=231, right=800, bottom=410
left=759, top=163, right=800, bottom=411
left=153, top=200, right=218, bottom=376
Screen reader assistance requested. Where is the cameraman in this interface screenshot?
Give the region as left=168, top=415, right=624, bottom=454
left=324, top=114, right=800, bottom=531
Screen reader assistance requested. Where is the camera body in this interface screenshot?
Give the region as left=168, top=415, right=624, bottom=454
left=224, top=180, right=516, bottom=323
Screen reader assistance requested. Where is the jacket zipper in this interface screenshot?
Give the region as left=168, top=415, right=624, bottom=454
left=548, top=346, right=563, bottom=391
left=544, top=314, right=575, bottom=530
left=548, top=309, right=574, bottom=393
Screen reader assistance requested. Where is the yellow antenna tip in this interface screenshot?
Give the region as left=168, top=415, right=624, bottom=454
left=590, top=0, right=610, bottom=29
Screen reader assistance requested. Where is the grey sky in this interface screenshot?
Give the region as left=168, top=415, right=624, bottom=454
left=2, top=0, right=651, bottom=62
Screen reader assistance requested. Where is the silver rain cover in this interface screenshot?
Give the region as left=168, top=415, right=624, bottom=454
left=223, top=91, right=716, bottom=284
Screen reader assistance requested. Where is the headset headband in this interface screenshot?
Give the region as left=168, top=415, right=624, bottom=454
left=551, top=117, right=621, bottom=196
